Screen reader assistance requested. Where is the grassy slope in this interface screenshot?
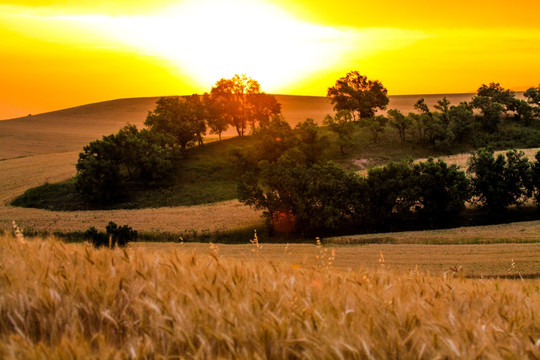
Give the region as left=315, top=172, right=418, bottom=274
left=1, top=234, right=539, bottom=359
left=0, top=93, right=476, bottom=161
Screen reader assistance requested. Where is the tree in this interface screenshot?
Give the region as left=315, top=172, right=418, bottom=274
left=448, top=103, right=474, bottom=143
left=238, top=157, right=365, bottom=235
left=202, top=92, right=229, bottom=141
left=508, top=98, right=535, bottom=126
left=524, top=84, right=540, bottom=116
left=411, top=158, right=470, bottom=224
left=211, top=74, right=280, bottom=136
left=472, top=95, right=506, bottom=133
left=360, top=115, right=387, bottom=144
left=434, top=97, right=451, bottom=125
left=387, top=109, right=412, bottom=142
left=414, top=98, right=431, bottom=116
left=75, top=134, right=123, bottom=204
left=294, top=118, right=328, bottom=165
left=144, top=96, right=206, bottom=150
left=323, top=110, right=355, bottom=154
left=467, top=148, right=532, bottom=214
left=255, top=115, right=295, bottom=163
left=75, top=125, right=179, bottom=204
left=366, top=161, right=415, bottom=227
left=476, top=83, right=515, bottom=106
left=250, top=93, right=282, bottom=131
left=472, top=83, right=515, bottom=132
left=327, top=71, right=389, bottom=121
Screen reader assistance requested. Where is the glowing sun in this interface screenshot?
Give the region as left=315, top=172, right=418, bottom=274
left=58, top=0, right=367, bottom=91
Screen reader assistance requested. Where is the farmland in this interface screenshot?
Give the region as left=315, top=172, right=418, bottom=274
left=1, top=234, right=539, bottom=359
left=1, top=94, right=540, bottom=359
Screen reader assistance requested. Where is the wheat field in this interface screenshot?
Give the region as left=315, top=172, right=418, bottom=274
left=0, top=234, right=539, bottom=359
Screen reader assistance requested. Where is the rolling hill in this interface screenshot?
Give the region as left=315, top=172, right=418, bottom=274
left=0, top=93, right=475, bottom=160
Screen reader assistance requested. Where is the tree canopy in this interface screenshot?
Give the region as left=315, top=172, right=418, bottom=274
left=210, top=74, right=281, bottom=136
left=327, top=71, right=389, bottom=121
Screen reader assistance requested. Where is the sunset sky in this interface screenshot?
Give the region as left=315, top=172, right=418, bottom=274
left=1, top=0, right=539, bottom=119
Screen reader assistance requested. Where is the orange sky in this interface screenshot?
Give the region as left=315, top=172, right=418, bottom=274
left=1, top=0, right=539, bottom=119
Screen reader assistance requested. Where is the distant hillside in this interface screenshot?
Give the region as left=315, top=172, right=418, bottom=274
left=0, top=93, right=474, bottom=160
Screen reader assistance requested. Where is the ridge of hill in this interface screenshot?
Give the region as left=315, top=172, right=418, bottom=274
left=0, top=93, right=475, bottom=161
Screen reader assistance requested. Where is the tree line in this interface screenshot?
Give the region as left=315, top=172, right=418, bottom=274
left=325, top=71, right=540, bottom=153
left=238, top=145, right=540, bottom=236
left=236, top=71, right=540, bottom=236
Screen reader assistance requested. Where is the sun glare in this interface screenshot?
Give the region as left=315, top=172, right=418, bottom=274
left=51, top=0, right=372, bottom=92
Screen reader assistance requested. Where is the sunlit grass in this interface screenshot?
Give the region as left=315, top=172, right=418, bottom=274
left=1, top=233, right=539, bottom=358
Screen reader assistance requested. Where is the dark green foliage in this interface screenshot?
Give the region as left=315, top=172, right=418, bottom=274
left=106, top=222, right=138, bottom=247
left=532, top=151, right=540, bottom=205
left=144, top=96, right=207, bottom=149
left=75, top=139, right=123, bottom=204
left=238, top=157, right=364, bottom=235
left=414, top=98, right=430, bottom=115
left=254, top=115, right=296, bottom=162
left=323, top=110, right=355, bottom=154
left=294, top=118, right=328, bottom=165
left=434, top=97, right=451, bottom=125
left=75, top=125, right=179, bottom=204
left=387, top=109, right=412, bottom=142
left=448, top=103, right=474, bottom=143
left=366, top=161, right=415, bottom=226
left=360, top=115, right=387, bottom=144
left=83, top=226, right=109, bottom=248
left=467, top=148, right=532, bottom=214
left=239, top=156, right=472, bottom=235
left=472, top=83, right=515, bottom=132
left=84, top=222, right=137, bottom=248
left=411, top=158, right=470, bottom=225
left=508, top=99, right=535, bottom=125
left=327, top=71, right=389, bottom=121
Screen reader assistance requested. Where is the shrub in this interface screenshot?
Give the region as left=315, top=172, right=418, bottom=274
left=84, top=222, right=137, bottom=248
left=83, top=226, right=109, bottom=248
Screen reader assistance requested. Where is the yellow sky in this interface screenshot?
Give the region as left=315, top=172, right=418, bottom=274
left=1, top=0, right=539, bottom=119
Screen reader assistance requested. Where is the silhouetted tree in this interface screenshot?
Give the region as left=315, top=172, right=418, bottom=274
left=472, top=83, right=515, bottom=132
left=211, top=74, right=280, bottom=136
left=327, top=71, right=389, bottom=121
left=434, top=97, right=451, bottom=125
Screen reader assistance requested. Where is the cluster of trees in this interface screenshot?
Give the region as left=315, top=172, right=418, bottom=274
left=76, top=75, right=281, bottom=203
left=238, top=147, right=540, bottom=236
left=326, top=72, right=540, bottom=152
left=76, top=125, right=180, bottom=203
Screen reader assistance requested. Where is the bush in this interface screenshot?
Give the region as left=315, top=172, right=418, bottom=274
left=84, top=222, right=137, bottom=248
left=83, top=227, right=109, bottom=248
